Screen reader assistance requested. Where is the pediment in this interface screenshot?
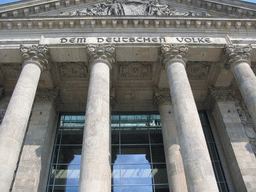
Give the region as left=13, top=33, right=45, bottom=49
left=1, top=0, right=256, bottom=19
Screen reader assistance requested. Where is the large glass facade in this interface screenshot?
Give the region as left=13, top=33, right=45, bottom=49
left=46, top=113, right=168, bottom=192
left=46, top=112, right=229, bottom=192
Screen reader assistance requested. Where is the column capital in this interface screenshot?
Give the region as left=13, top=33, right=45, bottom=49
left=86, top=44, right=115, bottom=69
left=153, top=87, right=171, bottom=109
left=20, top=44, right=50, bottom=71
left=204, top=85, right=237, bottom=110
left=224, top=44, right=252, bottom=70
left=161, top=44, right=188, bottom=69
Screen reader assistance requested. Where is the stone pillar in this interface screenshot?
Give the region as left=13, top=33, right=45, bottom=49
left=225, top=44, right=256, bottom=128
left=210, top=86, right=256, bottom=191
left=161, top=44, right=218, bottom=192
left=79, top=45, right=115, bottom=192
left=154, top=88, right=188, bottom=192
left=0, top=45, right=49, bottom=192
left=12, top=88, right=58, bottom=192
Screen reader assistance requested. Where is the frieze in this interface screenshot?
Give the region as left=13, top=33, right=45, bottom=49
left=59, top=0, right=210, bottom=17
left=59, top=62, right=88, bottom=80
left=119, top=63, right=151, bottom=78
left=36, top=88, right=59, bottom=101
left=41, top=36, right=227, bottom=45
left=236, top=102, right=256, bottom=156
left=186, top=62, right=210, bottom=80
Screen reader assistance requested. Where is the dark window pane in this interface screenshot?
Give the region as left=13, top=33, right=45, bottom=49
left=121, top=130, right=148, bottom=144
left=149, top=130, right=163, bottom=143
left=112, top=146, right=119, bottom=164
left=155, top=185, right=169, bottom=192
left=151, top=145, right=165, bottom=163
left=60, top=130, right=83, bottom=144
left=58, top=146, right=82, bottom=164
left=112, top=130, right=119, bottom=144
left=152, top=164, right=168, bottom=184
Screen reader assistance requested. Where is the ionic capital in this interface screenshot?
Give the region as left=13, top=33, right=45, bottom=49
left=153, top=88, right=171, bottom=109
left=161, top=44, right=188, bottom=69
left=86, top=44, right=115, bottom=69
left=224, top=44, right=252, bottom=70
left=20, top=44, right=50, bottom=71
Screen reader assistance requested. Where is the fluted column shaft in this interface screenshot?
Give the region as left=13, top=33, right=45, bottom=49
left=79, top=45, right=115, bottom=192
left=154, top=89, right=188, bottom=192
left=225, top=44, right=256, bottom=127
left=161, top=45, right=218, bottom=192
left=0, top=45, right=49, bottom=191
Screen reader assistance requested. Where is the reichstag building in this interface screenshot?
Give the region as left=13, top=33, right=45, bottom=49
left=0, top=0, right=256, bottom=191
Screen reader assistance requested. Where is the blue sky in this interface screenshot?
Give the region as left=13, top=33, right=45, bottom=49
left=0, top=0, right=256, bottom=5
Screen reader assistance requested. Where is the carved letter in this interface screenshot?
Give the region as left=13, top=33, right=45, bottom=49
left=198, top=38, right=205, bottom=43
left=152, top=38, right=158, bottom=42
left=176, top=38, right=183, bottom=42
left=60, top=38, right=68, bottom=43
left=159, top=37, right=166, bottom=43
left=106, top=38, right=112, bottom=43
left=113, top=38, right=120, bottom=42
left=97, top=38, right=104, bottom=43
left=205, top=38, right=211, bottom=43
left=144, top=37, right=150, bottom=43
left=122, top=37, right=128, bottom=42
left=137, top=37, right=143, bottom=42
left=192, top=38, right=198, bottom=43
left=77, top=38, right=86, bottom=43
left=69, top=38, right=76, bottom=43
left=184, top=38, right=192, bottom=43
left=129, top=37, right=135, bottom=42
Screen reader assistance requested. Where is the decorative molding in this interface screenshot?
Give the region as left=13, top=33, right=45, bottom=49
left=161, top=44, right=188, bottom=68
left=224, top=44, right=252, bottom=69
left=119, top=63, right=151, bottom=79
left=186, top=62, right=210, bottom=79
left=86, top=44, right=115, bottom=68
left=59, top=62, right=88, bottom=80
left=20, top=44, right=50, bottom=71
left=0, top=18, right=256, bottom=30
left=36, top=87, right=59, bottom=101
left=236, top=101, right=256, bottom=156
left=1, top=64, right=21, bottom=80
left=204, top=85, right=237, bottom=110
left=59, top=0, right=210, bottom=16
left=153, top=87, right=171, bottom=108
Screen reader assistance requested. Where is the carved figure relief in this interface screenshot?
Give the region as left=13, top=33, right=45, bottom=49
left=237, top=102, right=256, bottom=156
left=59, top=63, right=88, bottom=79
left=186, top=62, right=210, bottom=79
left=119, top=63, right=151, bottom=78
left=59, top=0, right=210, bottom=16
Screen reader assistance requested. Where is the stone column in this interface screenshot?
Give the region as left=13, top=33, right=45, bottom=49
left=0, top=45, right=49, bottom=192
left=12, top=88, right=58, bottom=192
left=161, top=44, right=218, bottom=192
left=225, top=44, right=256, bottom=127
left=154, top=88, right=188, bottom=192
left=79, top=45, right=115, bottom=192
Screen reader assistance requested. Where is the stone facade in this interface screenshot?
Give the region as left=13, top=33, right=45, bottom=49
left=0, top=0, right=256, bottom=191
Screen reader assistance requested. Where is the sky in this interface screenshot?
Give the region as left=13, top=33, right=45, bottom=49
left=0, top=0, right=256, bottom=5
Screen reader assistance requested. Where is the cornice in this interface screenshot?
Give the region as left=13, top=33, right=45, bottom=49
left=0, top=17, right=256, bottom=31
left=0, top=0, right=256, bottom=19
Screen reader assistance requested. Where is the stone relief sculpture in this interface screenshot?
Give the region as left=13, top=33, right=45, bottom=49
left=59, top=0, right=210, bottom=16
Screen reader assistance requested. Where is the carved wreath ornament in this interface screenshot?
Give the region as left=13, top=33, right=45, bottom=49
left=225, top=44, right=252, bottom=68
left=20, top=44, right=50, bottom=70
